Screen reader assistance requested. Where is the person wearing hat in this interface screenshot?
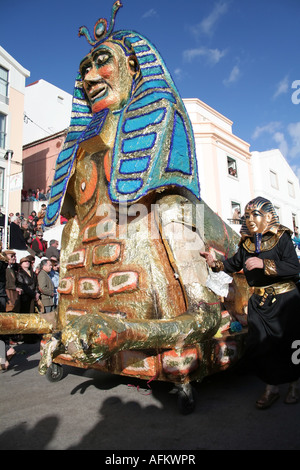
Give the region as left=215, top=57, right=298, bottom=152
left=26, top=254, right=35, bottom=265
left=3, top=250, right=22, bottom=312
left=24, top=255, right=38, bottom=275
left=16, top=257, right=39, bottom=313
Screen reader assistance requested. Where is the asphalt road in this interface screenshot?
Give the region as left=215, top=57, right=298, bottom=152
left=1, top=340, right=300, bottom=451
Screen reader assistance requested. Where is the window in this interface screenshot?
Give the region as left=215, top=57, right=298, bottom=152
left=288, top=181, right=295, bottom=198
left=0, top=168, right=5, bottom=207
left=0, top=67, right=9, bottom=104
left=227, top=156, right=238, bottom=178
left=270, top=170, right=278, bottom=189
left=0, top=113, right=6, bottom=148
left=274, top=205, right=281, bottom=222
left=229, top=201, right=242, bottom=224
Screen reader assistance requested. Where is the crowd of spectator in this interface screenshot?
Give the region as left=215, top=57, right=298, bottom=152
left=21, top=187, right=51, bottom=202
left=0, top=209, right=60, bottom=369
left=0, top=205, right=67, bottom=232
left=6, top=204, right=48, bottom=253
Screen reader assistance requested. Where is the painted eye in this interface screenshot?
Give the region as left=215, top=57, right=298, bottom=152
left=81, top=64, right=92, bottom=79
left=95, top=53, right=110, bottom=66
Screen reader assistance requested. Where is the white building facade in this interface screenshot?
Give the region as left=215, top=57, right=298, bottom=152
left=183, top=98, right=253, bottom=233
left=183, top=99, right=300, bottom=234
left=23, top=79, right=72, bottom=146
left=251, top=149, right=300, bottom=231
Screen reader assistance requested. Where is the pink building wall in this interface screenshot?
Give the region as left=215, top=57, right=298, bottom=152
left=22, top=130, right=66, bottom=194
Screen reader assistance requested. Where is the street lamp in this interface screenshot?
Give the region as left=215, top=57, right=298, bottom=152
left=3, top=149, right=13, bottom=249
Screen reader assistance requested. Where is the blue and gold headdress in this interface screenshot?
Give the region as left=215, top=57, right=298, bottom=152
left=45, top=1, right=200, bottom=226
left=240, top=196, right=279, bottom=235
left=240, top=196, right=280, bottom=248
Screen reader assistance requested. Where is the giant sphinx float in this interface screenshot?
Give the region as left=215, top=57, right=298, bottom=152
left=0, top=1, right=251, bottom=413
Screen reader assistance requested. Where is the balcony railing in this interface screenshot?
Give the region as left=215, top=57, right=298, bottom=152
left=227, top=218, right=242, bottom=225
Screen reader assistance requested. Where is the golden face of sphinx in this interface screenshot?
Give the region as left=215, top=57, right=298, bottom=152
left=80, top=41, right=138, bottom=113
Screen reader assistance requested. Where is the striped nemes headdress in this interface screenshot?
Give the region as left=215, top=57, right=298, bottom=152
left=240, top=196, right=279, bottom=237
left=45, top=1, right=200, bottom=226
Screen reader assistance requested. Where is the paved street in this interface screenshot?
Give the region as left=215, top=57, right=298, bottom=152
left=1, top=340, right=300, bottom=451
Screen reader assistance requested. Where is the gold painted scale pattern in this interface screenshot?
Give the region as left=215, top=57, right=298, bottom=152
left=58, top=147, right=186, bottom=329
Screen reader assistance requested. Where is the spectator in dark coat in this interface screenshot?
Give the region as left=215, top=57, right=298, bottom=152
left=45, top=240, right=60, bottom=260
left=16, top=257, right=39, bottom=313
left=0, top=209, right=5, bottom=228
left=9, top=217, right=27, bottom=251
left=20, top=220, right=31, bottom=244
left=38, top=259, right=54, bottom=313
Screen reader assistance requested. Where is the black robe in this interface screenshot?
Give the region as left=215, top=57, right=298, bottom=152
left=224, top=231, right=300, bottom=385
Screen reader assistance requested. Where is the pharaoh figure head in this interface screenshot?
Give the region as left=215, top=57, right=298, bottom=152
left=77, top=1, right=140, bottom=114
left=80, top=43, right=138, bottom=113
left=241, top=196, right=279, bottom=236
left=45, top=0, right=200, bottom=226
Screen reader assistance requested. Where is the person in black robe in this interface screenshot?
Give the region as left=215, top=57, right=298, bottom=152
left=201, top=196, right=300, bottom=409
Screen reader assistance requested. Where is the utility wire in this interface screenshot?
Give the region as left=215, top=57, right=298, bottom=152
left=23, top=113, right=52, bottom=136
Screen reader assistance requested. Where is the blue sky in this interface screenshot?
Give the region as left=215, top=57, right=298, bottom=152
left=1, top=0, right=300, bottom=181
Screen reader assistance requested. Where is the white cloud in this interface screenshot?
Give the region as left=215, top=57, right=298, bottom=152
left=209, top=48, right=227, bottom=64
left=252, top=121, right=282, bottom=140
left=191, top=1, right=230, bottom=37
left=174, top=68, right=184, bottom=81
left=252, top=121, right=300, bottom=180
left=142, top=9, right=158, bottom=19
left=252, top=122, right=288, bottom=156
left=273, top=75, right=289, bottom=99
left=273, top=131, right=289, bottom=157
left=223, top=65, right=241, bottom=86
left=183, top=46, right=227, bottom=65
